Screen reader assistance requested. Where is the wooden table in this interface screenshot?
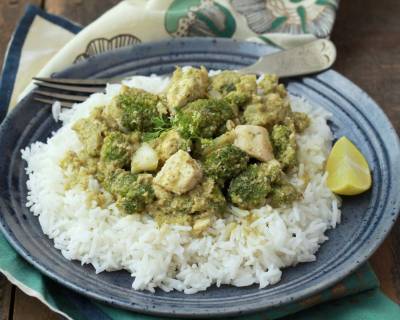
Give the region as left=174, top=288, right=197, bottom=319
left=0, top=0, right=399, bottom=319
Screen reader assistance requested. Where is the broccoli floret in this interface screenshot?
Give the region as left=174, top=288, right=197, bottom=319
left=107, top=170, right=155, bottom=214
left=224, top=91, right=249, bottom=111
left=209, top=72, right=254, bottom=111
left=155, top=178, right=227, bottom=216
left=203, top=145, right=249, bottom=184
left=149, top=129, right=191, bottom=163
left=100, top=132, right=135, bottom=168
left=257, top=74, right=287, bottom=97
left=243, top=93, right=292, bottom=128
left=177, top=179, right=226, bottom=215
left=106, top=87, right=161, bottom=131
left=270, top=123, right=297, bottom=170
left=235, top=74, right=257, bottom=96
left=209, top=72, right=256, bottom=96
left=193, top=130, right=236, bottom=157
left=228, top=160, right=282, bottom=210
left=173, top=99, right=235, bottom=139
left=203, top=180, right=227, bottom=215
left=292, top=112, right=310, bottom=133
left=209, top=71, right=241, bottom=95
left=268, top=182, right=300, bottom=208
left=106, top=169, right=135, bottom=195
left=72, top=117, right=107, bottom=157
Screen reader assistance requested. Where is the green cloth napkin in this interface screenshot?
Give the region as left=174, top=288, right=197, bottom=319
left=0, top=2, right=399, bottom=319
left=1, top=232, right=399, bottom=320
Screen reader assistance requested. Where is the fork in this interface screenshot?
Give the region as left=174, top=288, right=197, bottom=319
left=33, top=39, right=336, bottom=108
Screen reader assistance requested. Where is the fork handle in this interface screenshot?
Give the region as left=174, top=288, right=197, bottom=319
left=238, top=39, right=337, bottom=77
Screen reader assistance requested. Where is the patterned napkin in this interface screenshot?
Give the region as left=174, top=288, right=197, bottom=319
left=3, top=0, right=335, bottom=115
left=0, top=2, right=399, bottom=319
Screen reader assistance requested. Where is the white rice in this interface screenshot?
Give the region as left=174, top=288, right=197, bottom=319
left=22, top=72, right=341, bottom=294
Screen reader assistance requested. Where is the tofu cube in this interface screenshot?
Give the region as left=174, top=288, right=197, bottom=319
left=154, top=150, right=203, bottom=194
left=166, top=67, right=208, bottom=113
left=234, top=125, right=274, bottom=162
left=131, top=143, right=159, bottom=173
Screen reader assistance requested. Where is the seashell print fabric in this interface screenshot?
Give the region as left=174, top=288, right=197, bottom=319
left=74, top=34, right=141, bottom=63
left=230, top=0, right=338, bottom=38
left=165, top=0, right=237, bottom=38
left=72, top=0, right=339, bottom=63
left=163, top=0, right=339, bottom=42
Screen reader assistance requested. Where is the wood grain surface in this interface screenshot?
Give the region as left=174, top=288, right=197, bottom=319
left=44, top=0, right=120, bottom=26
left=0, top=276, right=13, bottom=320
left=331, top=0, right=400, bottom=304
left=0, top=0, right=399, bottom=319
left=13, top=289, right=62, bottom=320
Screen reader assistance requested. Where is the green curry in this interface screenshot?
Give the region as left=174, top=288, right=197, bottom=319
left=60, top=67, right=310, bottom=234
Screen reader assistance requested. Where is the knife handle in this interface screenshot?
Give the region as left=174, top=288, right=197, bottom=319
left=239, top=39, right=337, bottom=78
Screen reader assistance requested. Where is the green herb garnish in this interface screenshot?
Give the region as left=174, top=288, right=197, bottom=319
left=142, top=116, right=172, bottom=141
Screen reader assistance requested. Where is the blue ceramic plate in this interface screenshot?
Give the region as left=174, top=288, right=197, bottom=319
left=0, top=38, right=399, bottom=318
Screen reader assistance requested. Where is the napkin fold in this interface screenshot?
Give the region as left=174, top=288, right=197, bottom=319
left=2, top=231, right=400, bottom=320
left=0, top=2, right=399, bottom=320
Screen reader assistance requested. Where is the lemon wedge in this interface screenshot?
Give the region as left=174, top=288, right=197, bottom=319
left=326, top=136, right=372, bottom=195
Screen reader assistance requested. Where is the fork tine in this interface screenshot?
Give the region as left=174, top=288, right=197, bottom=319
left=34, top=97, right=74, bottom=108
left=35, top=90, right=88, bottom=102
left=34, top=81, right=104, bottom=94
left=33, top=77, right=109, bottom=86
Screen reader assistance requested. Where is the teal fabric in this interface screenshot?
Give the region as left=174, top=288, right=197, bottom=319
left=289, top=290, right=400, bottom=320
left=0, top=4, right=399, bottom=320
